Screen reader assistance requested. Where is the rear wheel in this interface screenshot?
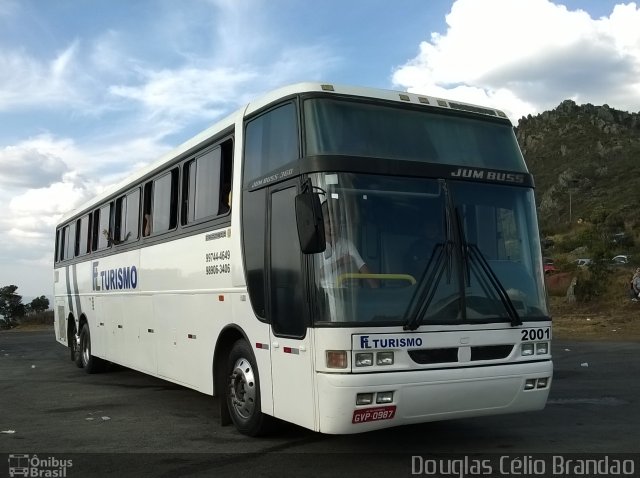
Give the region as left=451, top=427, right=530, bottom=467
left=70, top=328, right=79, bottom=363
left=226, top=339, right=272, bottom=436
left=78, top=325, right=104, bottom=374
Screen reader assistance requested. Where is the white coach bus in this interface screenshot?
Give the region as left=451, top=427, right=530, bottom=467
left=54, top=82, right=552, bottom=436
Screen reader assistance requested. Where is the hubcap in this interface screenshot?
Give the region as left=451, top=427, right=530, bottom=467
left=229, top=357, right=256, bottom=420
left=81, top=333, right=90, bottom=366
left=74, top=334, right=80, bottom=353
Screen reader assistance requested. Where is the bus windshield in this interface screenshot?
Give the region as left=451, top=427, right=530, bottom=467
left=304, top=97, right=527, bottom=172
left=310, top=172, right=548, bottom=326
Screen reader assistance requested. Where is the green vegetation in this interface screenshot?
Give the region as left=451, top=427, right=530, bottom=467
left=0, top=285, right=51, bottom=329
left=517, top=100, right=640, bottom=235
left=517, top=100, right=640, bottom=305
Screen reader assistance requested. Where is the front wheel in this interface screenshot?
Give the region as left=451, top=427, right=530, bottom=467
left=226, top=340, right=272, bottom=436
left=79, top=325, right=105, bottom=374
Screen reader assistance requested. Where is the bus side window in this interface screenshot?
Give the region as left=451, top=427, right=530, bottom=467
left=219, top=138, right=233, bottom=215
left=60, top=225, right=69, bottom=260
left=76, top=214, right=90, bottom=256
left=244, top=102, right=298, bottom=185
left=125, top=189, right=141, bottom=242
left=142, top=183, right=152, bottom=237
left=182, top=148, right=221, bottom=224
left=97, top=203, right=112, bottom=250
left=146, top=168, right=178, bottom=235
left=54, top=229, right=61, bottom=262
left=90, top=209, right=101, bottom=251
left=115, top=189, right=140, bottom=244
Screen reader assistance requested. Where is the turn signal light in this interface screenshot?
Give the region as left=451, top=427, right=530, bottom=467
left=326, top=350, right=348, bottom=369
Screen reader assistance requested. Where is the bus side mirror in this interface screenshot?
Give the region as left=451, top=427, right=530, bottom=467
left=295, top=192, right=326, bottom=254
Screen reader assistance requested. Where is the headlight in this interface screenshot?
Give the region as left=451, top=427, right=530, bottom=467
left=376, top=351, right=394, bottom=366
left=376, top=391, right=394, bottom=404
left=355, top=353, right=373, bottom=367
left=521, top=343, right=535, bottom=356
left=356, top=393, right=374, bottom=405
left=536, top=342, right=549, bottom=355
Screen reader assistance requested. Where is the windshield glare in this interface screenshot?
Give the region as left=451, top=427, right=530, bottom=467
left=311, top=172, right=549, bottom=326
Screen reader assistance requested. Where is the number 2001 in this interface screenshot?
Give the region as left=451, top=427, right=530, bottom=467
left=521, top=328, right=551, bottom=341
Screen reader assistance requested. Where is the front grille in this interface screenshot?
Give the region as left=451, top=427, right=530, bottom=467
left=470, top=344, right=513, bottom=361
left=408, top=347, right=458, bottom=364
left=408, top=344, right=514, bottom=365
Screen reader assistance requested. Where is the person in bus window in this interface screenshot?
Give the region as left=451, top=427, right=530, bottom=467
left=219, top=183, right=231, bottom=215
left=320, top=200, right=378, bottom=288
left=143, top=214, right=152, bottom=236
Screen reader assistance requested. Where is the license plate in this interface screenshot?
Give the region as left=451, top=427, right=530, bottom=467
left=352, top=405, right=396, bottom=424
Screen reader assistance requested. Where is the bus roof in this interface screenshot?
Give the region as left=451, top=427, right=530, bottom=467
left=56, top=82, right=511, bottom=225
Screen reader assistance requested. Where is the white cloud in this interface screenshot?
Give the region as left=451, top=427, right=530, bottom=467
left=9, top=173, right=95, bottom=216
left=0, top=42, right=85, bottom=111
left=392, top=0, right=640, bottom=122
left=0, top=139, right=70, bottom=188
left=110, top=67, right=254, bottom=122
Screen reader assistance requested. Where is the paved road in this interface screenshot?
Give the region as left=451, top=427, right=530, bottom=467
left=1, top=329, right=638, bottom=477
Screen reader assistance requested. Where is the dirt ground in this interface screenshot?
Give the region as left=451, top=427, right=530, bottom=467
left=550, top=296, right=640, bottom=341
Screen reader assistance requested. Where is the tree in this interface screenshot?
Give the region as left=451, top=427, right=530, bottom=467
left=29, top=295, right=50, bottom=314
left=0, top=285, right=26, bottom=326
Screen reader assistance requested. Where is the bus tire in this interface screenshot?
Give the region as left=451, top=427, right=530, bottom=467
left=226, top=339, right=272, bottom=436
left=70, top=329, right=79, bottom=363
left=79, top=325, right=104, bottom=374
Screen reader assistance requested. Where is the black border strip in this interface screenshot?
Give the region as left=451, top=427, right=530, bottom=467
left=64, top=266, right=73, bottom=314
left=72, top=263, right=82, bottom=316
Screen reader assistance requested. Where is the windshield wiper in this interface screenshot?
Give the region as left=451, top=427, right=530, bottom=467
left=467, top=244, right=522, bottom=326
left=403, top=242, right=451, bottom=331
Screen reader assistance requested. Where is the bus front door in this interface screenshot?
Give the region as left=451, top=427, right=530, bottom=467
left=268, top=185, right=316, bottom=431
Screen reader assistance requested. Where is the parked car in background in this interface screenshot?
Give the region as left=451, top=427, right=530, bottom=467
left=575, top=258, right=592, bottom=267
left=541, top=237, right=555, bottom=249
left=612, top=255, right=630, bottom=265
left=543, top=257, right=557, bottom=274
left=611, top=232, right=633, bottom=246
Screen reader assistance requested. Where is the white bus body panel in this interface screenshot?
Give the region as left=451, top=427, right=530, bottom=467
left=53, top=225, right=274, bottom=401
left=315, top=360, right=552, bottom=434
left=269, top=328, right=317, bottom=431
left=309, top=324, right=552, bottom=434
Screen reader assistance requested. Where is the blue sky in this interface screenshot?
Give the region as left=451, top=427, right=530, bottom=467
left=1, top=0, right=638, bottom=299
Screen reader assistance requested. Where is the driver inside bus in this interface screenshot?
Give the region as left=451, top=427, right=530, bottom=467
left=320, top=200, right=378, bottom=288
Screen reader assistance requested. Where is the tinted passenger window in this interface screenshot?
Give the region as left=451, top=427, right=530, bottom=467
left=97, top=204, right=111, bottom=250
left=244, top=103, right=298, bottom=184
left=125, top=189, right=140, bottom=241
left=76, top=214, right=90, bottom=256
left=55, top=229, right=61, bottom=262
left=183, top=148, right=221, bottom=223
left=61, top=225, right=70, bottom=260
left=150, top=169, right=178, bottom=234
left=116, top=189, right=140, bottom=243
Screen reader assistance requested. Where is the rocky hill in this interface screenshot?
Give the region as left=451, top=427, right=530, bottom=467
left=515, top=101, right=640, bottom=233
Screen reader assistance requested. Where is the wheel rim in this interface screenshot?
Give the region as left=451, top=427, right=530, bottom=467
left=81, top=332, right=90, bottom=367
left=229, top=357, right=256, bottom=420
